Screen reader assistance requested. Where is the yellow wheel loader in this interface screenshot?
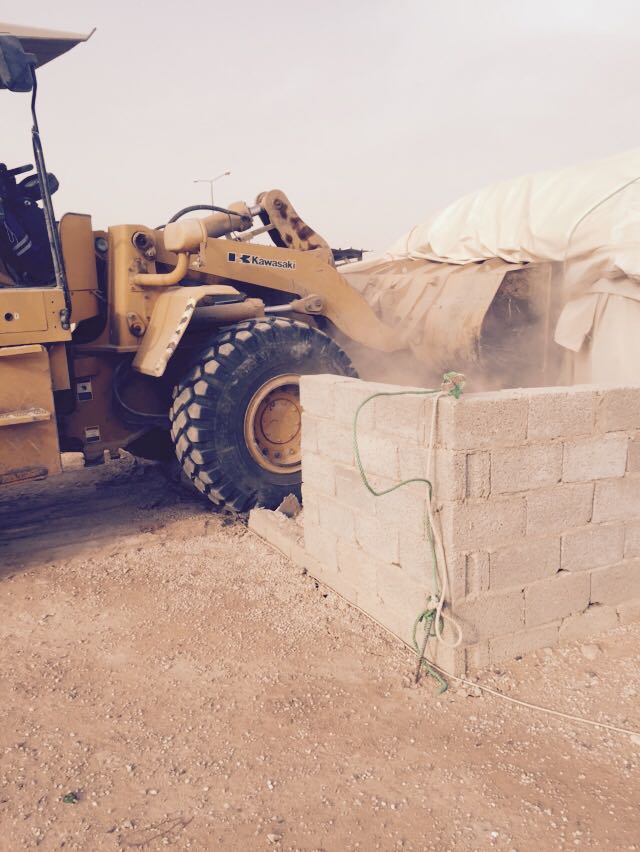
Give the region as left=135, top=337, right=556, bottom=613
left=0, top=24, right=406, bottom=511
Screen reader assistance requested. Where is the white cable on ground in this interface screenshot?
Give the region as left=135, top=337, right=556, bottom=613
left=426, top=660, right=640, bottom=738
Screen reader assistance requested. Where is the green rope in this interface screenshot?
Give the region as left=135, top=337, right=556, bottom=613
left=412, top=610, right=448, bottom=694
left=351, top=373, right=465, bottom=693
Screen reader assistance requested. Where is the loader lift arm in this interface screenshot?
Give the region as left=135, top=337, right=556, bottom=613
left=144, top=189, right=404, bottom=360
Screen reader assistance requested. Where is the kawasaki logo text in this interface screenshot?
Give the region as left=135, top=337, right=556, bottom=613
left=227, top=251, right=296, bottom=270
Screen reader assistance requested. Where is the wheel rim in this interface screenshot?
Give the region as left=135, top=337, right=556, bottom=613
left=243, top=373, right=302, bottom=474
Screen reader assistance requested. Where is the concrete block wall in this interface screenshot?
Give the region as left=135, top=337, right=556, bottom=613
left=299, top=376, right=640, bottom=675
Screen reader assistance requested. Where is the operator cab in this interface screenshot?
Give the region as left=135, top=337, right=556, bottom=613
left=0, top=24, right=94, bottom=322
left=0, top=161, right=59, bottom=286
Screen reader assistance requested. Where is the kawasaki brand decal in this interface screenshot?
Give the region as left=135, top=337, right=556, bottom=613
left=227, top=251, right=296, bottom=270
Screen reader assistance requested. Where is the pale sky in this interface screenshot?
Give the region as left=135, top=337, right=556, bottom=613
left=3, top=0, right=640, bottom=251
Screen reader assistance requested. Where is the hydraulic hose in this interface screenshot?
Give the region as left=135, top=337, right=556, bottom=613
left=156, top=204, right=252, bottom=230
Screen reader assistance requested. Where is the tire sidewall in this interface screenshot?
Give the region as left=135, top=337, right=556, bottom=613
left=171, top=319, right=356, bottom=510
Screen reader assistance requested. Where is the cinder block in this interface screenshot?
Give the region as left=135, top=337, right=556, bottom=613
left=374, top=392, right=428, bottom=443
left=490, top=537, right=560, bottom=590
left=465, top=642, right=490, bottom=671
left=596, top=387, right=640, bottom=433
left=316, top=419, right=354, bottom=467
left=489, top=621, right=560, bottom=664
left=397, top=443, right=428, bottom=483
left=299, top=374, right=337, bottom=420
left=375, top=561, right=432, bottom=622
left=391, top=448, right=470, bottom=506
left=628, top=432, right=640, bottom=474
left=373, top=480, right=432, bottom=534
left=365, top=602, right=413, bottom=647
left=558, top=604, right=618, bottom=642
left=528, top=388, right=596, bottom=440
left=464, top=551, right=490, bottom=596
left=465, top=451, right=491, bottom=498
left=354, top=513, right=400, bottom=564
left=317, top=495, right=355, bottom=542
left=301, top=451, right=335, bottom=495
left=333, top=380, right=376, bottom=430
left=336, top=539, right=379, bottom=590
left=353, top=578, right=385, bottom=627
left=525, top=570, right=590, bottom=626
left=561, top=523, right=625, bottom=572
left=491, top=443, right=562, bottom=494
left=563, top=433, right=629, bottom=482
left=441, top=393, right=529, bottom=450
left=624, top=521, right=640, bottom=558
left=399, top=447, right=466, bottom=503
left=526, top=482, right=594, bottom=536
left=300, top=485, right=320, bottom=525
left=590, top=558, right=640, bottom=606
left=303, top=521, right=338, bottom=571
left=454, top=586, right=524, bottom=642
left=300, top=413, right=318, bottom=454
left=593, top=476, right=640, bottom=523
left=372, top=603, right=463, bottom=672
left=248, top=508, right=302, bottom=560
left=299, top=547, right=343, bottom=591
left=430, top=639, right=467, bottom=677
left=397, top=530, right=449, bottom=591
left=354, top=431, right=400, bottom=480
left=248, top=506, right=274, bottom=541
left=334, top=464, right=380, bottom=516
left=440, top=496, right=526, bottom=550
left=290, top=535, right=306, bottom=568
left=375, top=562, right=432, bottom=616
left=617, top=598, right=640, bottom=625
left=441, top=551, right=467, bottom=604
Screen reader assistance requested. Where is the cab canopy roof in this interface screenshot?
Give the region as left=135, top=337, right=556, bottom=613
left=0, top=22, right=93, bottom=81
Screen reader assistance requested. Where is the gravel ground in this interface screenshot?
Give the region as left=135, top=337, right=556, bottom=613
left=1, top=456, right=639, bottom=851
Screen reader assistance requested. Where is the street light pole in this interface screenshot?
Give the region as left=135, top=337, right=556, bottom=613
left=193, top=170, right=231, bottom=209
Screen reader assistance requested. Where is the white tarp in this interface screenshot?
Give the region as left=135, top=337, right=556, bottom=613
left=345, top=147, right=640, bottom=385
left=386, top=147, right=640, bottom=270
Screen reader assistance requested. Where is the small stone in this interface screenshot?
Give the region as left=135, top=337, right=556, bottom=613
left=146, top=789, right=158, bottom=796
left=266, top=834, right=282, bottom=845
left=580, top=644, right=601, bottom=660
left=630, top=734, right=640, bottom=747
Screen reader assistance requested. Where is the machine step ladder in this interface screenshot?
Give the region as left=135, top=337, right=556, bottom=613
left=0, top=344, right=61, bottom=486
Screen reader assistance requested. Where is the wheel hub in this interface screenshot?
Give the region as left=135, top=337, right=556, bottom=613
left=244, top=374, right=302, bottom=474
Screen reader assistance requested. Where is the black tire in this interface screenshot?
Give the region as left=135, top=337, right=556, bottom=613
left=170, top=317, right=356, bottom=512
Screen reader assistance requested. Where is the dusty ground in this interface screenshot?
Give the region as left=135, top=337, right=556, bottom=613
left=1, top=456, right=639, bottom=851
